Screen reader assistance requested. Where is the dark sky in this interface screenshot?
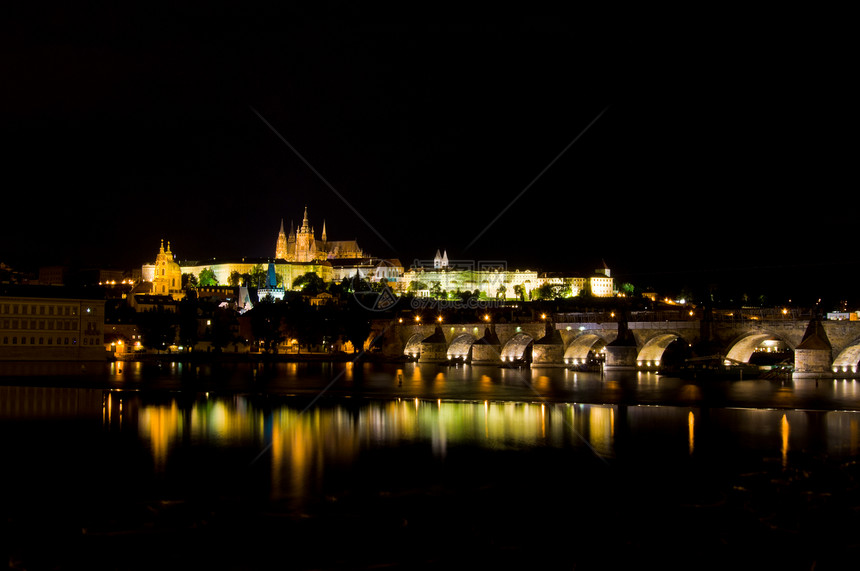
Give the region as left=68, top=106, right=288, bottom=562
left=1, top=5, right=855, bottom=303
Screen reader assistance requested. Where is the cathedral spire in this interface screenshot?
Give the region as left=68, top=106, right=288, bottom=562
left=321, top=220, right=327, bottom=242
left=275, top=218, right=289, bottom=260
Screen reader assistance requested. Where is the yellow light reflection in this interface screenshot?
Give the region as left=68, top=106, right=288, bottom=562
left=139, top=400, right=183, bottom=472
left=688, top=411, right=695, bottom=455
left=781, top=414, right=790, bottom=466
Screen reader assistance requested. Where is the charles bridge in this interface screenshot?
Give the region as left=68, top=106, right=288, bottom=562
left=372, top=308, right=860, bottom=378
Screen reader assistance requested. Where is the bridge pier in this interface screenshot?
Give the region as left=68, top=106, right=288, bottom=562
left=604, top=346, right=638, bottom=370
left=603, top=311, right=638, bottom=370
left=418, top=325, right=449, bottom=364
left=792, top=319, right=834, bottom=379
left=532, top=322, right=565, bottom=367
left=471, top=326, right=502, bottom=365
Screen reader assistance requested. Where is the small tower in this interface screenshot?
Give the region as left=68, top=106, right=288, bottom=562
left=433, top=250, right=442, bottom=269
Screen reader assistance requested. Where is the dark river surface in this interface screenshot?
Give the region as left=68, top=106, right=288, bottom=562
left=2, top=360, right=860, bottom=570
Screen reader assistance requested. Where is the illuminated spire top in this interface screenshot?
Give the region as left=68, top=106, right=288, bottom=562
left=300, top=206, right=310, bottom=232
left=321, top=220, right=327, bottom=242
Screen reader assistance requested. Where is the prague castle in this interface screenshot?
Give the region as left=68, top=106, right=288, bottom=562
left=137, top=206, right=614, bottom=304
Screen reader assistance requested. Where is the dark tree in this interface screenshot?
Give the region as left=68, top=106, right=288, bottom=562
left=137, top=307, right=177, bottom=351
left=177, top=298, right=199, bottom=349
left=292, top=272, right=326, bottom=295
left=247, top=296, right=285, bottom=353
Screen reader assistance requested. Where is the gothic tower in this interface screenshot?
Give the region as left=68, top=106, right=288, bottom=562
left=295, top=206, right=316, bottom=262
left=275, top=219, right=289, bottom=260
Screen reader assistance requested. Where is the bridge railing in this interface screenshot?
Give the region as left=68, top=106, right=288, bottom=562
left=553, top=307, right=816, bottom=324
left=553, top=311, right=695, bottom=323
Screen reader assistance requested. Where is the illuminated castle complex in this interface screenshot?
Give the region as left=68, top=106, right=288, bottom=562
left=138, top=207, right=614, bottom=303
left=276, top=207, right=365, bottom=262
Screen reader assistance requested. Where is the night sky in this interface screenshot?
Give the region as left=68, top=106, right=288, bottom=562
left=1, top=5, right=855, bottom=303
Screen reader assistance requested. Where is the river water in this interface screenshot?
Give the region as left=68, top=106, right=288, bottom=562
left=2, top=360, right=860, bottom=570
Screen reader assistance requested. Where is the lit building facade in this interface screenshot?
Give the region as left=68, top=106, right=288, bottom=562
left=401, top=266, right=540, bottom=299
left=401, top=253, right=614, bottom=299
left=179, top=259, right=334, bottom=290
left=0, top=290, right=106, bottom=361
left=537, top=266, right=615, bottom=297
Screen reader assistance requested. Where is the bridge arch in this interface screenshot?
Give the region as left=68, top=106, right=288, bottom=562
left=831, top=338, right=860, bottom=374
left=501, top=332, right=534, bottom=362
left=404, top=333, right=424, bottom=358
left=448, top=332, right=477, bottom=361
left=725, top=332, right=793, bottom=364
left=636, top=333, right=683, bottom=366
left=564, top=334, right=607, bottom=363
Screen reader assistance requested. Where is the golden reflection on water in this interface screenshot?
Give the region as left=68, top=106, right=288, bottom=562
left=781, top=413, right=790, bottom=466
left=135, top=397, right=620, bottom=497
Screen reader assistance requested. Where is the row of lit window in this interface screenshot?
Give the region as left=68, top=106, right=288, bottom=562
left=0, top=319, right=80, bottom=331
left=2, top=336, right=81, bottom=346
left=0, top=304, right=78, bottom=316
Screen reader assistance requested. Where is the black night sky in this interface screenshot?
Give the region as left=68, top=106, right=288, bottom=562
left=1, top=5, right=855, bottom=304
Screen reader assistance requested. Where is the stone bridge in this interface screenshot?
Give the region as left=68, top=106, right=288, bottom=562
left=373, top=317, right=860, bottom=378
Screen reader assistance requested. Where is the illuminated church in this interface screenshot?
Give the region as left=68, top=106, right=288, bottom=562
left=140, top=240, right=184, bottom=299
left=276, top=207, right=365, bottom=262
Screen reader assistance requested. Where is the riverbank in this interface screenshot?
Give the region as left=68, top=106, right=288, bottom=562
left=113, top=350, right=385, bottom=364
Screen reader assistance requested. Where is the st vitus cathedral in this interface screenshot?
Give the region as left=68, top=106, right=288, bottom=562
left=275, top=207, right=365, bottom=262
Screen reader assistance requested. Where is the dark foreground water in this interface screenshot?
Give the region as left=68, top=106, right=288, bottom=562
left=2, top=361, right=860, bottom=570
